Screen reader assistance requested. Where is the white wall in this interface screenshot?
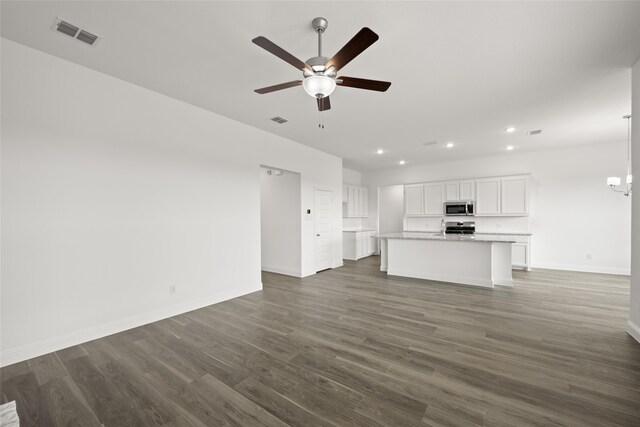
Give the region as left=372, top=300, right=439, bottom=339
left=378, top=185, right=405, bottom=234
left=630, top=57, right=640, bottom=342
left=363, top=142, right=632, bottom=275
left=0, top=39, right=343, bottom=366
left=343, top=167, right=362, bottom=186
left=260, top=169, right=301, bottom=277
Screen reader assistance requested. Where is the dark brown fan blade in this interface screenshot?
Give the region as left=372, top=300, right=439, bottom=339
left=252, top=36, right=313, bottom=72
left=324, top=28, right=379, bottom=72
left=337, top=76, right=391, bottom=92
left=255, top=80, right=303, bottom=94
left=317, top=96, right=331, bottom=111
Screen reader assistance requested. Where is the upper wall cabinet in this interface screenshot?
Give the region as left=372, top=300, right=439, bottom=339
left=405, top=184, right=425, bottom=216
left=343, top=184, right=369, bottom=218
left=444, top=182, right=459, bottom=202
left=475, top=178, right=502, bottom=215
left=405, top=183, right=443, bottom=216
left=404, top=174, right=529, bottom=217
left=501, top=176, right=528, bottom=215
left=476, top=175, right=529, bottom=216
left=459, top=180, right=476, bottom=201
left=424, top=183, right=444, bottom=216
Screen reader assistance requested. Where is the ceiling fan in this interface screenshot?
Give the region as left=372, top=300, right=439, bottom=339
left=252, top=17, right=391, bottom=112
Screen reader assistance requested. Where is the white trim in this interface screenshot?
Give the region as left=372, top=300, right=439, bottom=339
left=532, top=262, right=630, bottom=276
left=628, top=321, right=640, bottom=344
left=261, top=266, right=302, bottom=277
left=387, top=268, right=494, bottom=288
left=0, top=284, right=260, bottom=368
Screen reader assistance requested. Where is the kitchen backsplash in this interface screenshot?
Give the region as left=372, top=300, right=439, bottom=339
left=404, top=216, right=530, bottom=234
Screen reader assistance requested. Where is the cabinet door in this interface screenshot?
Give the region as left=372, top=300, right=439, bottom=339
left=342, top=185, right=348, bottom=203
left=444, top=181, right=460, bottom=201
left=512, top=243, right=528, bottom=267
left=358, top=188, right=365, bottom=217
left=501, top=176, right=528, bottom=215
left=424, top=183, right=444, bottom=216
left=405, top=185, right=425, bottom=215
left=459, top=180, right=476, bottom=201
left=363, top=188, right=369, bottom=217
left=347, top=186, right=355, bottom=217
left=476, top=179, right=501, bottom=215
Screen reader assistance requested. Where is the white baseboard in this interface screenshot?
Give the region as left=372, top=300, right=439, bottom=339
left=261, top=265, right=302, bottom=278
left=532, top=262, right=630, bottom=276
left=0, top=284, right=260, bottom=368
left=628, top=321, right=640, bottom=344
left=387, top=268, right=494, bottom=288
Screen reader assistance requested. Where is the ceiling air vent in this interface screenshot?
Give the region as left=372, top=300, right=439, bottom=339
left=270, top=116, right=288, bottom=124
left=527, top=129, right=542, bottom=136
left=52, top=17, right=101, bottom=46
left=423, top=141, right=438, bottom=147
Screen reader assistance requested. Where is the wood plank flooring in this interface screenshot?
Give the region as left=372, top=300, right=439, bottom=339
left=2, top=256, right=639, bottom=426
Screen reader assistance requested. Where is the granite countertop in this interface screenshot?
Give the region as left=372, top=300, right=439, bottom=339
left=342, top=228, right=377, bottom=232
left=377, top=232, right=516, bottom=243
left=406, top=230, right=533, bottom=236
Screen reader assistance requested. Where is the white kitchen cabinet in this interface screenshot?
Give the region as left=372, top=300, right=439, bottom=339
left=424, top=183, right=444, bottom=216
left=405, top=184, right=425, bottom=216
left=476, top=178, right=501, bottom=216
left=501, top=176, right=529, bottom=215
left=444, top=182, right=460, bottom=201
left=342, top=185, right=348, bottom=203
left=343, top=231, right=376, bottom=260
left=512, top=243, right=528, bottom=268
left=479, top=234, right=531, bottom=270
left=459, top=180, right=476, bottom=201
left=343, top=185, right=369, bottom=218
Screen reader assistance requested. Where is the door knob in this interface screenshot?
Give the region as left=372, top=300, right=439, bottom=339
left=317, top=234, right=320, bottom=237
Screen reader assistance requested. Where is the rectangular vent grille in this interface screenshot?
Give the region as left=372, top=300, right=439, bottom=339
left=52, top=17, right=100, bottom=47
left=56, top=20, right=79, bottom=37
left=76, top=30, right=99, bottom=45
left=271, top=116, right=288, bottom=124
left=527, top=129, right=542, bottom=135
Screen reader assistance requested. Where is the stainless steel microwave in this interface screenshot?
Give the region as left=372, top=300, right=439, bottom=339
left=444, top=201, right=475, bottom=216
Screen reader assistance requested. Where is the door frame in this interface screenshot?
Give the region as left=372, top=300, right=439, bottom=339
left=314, top=187, right=334, bottom=272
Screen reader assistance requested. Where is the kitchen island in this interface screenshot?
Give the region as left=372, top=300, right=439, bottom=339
left=378, top=232, right=515, bottom=288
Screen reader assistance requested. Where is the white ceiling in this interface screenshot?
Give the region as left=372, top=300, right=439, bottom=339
left=2, top=1, right=640, bottom=171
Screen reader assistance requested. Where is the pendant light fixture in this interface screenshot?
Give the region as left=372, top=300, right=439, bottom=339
left=607, top=115, right=632, bottom=196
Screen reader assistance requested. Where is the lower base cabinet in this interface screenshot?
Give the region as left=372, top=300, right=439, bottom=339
left=343, top=231, right=377, bottom=261
left=479, top=234, right=531, bottom=270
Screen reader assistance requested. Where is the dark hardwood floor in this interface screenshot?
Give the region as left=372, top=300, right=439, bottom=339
left=1, top=256, right=639, bottom=426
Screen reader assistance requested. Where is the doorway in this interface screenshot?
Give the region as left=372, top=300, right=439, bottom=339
left=260, top=166, right=301, bottom=277
left=314, top=189, right=333, bottom=272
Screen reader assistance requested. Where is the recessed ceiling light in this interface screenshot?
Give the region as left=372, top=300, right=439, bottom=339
left=445, top=142, right=454, bottom=148
left=399, top=160, right=406, bottom=165
left=505, top=127, right=516, bottom=133
left=506, top=145, right=515, bottom=151
left=376, top=149, right=384, bottom=154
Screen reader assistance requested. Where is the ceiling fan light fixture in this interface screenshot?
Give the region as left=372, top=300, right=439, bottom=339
left=302, top=75, right=336, bottom=98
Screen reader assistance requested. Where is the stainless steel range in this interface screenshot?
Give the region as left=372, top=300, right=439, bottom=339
left=445, top=221, right=476, bottom=234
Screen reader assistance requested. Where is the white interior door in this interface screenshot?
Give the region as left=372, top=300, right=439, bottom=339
left=315, top=189, right=333, bottom=272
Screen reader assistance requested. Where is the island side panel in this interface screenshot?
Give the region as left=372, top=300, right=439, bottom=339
left=380, top=238, right=388, bottom=272
left=491, top=242, right=514, bottom=286
left=386, top=239, right=494, bottom=288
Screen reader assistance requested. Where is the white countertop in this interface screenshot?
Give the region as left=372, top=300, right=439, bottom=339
left=377, top=232, right=515, bottom=243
